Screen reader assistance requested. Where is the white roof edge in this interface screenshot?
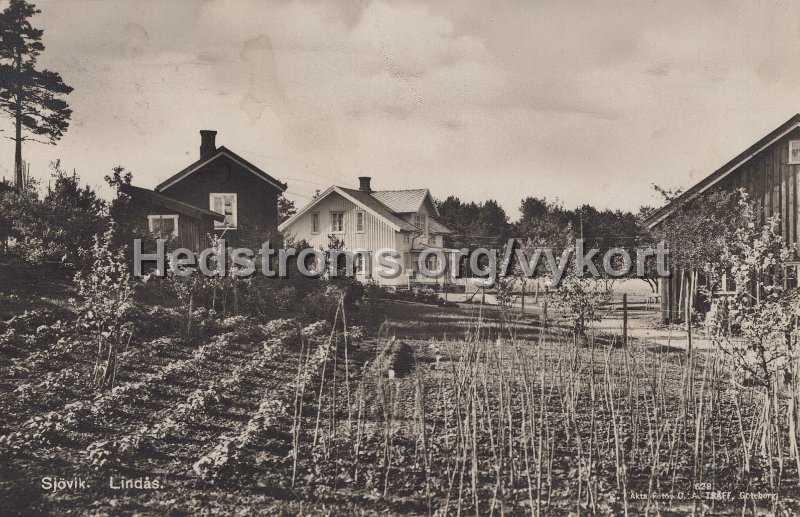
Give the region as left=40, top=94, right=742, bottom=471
left=278, top=186, right=335, bottom=231
left=646, top=121, right=800, bottom=229
left=423, top=189, right=441, bottom=217
left=278, top=186, right=403, bottom=232
left=157, top=150, right=286, bottom=192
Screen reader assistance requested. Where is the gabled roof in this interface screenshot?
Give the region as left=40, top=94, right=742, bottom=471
left=338, top=188, right=419, bottom=231
left=428, top=218, right=452, bottom=234
left=278, top=184, right=452, bottom=235
left=371, top=189, right=435, bottom=215
left=644, top=113, right=800, bottom=229
left=155, top=146, right=287, bottom=193
left=279, top=186, right=418, bottom=232
left=122, top=184, right=225, bottom=221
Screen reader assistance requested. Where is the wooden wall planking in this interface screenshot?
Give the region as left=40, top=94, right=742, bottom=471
left=661, top=128, right=800, bottom=323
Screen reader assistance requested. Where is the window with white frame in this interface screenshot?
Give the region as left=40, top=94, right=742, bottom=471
left=790, top=140, right=800, bottom=165
left=147, top=215, right=179, bottom=238
left=331, top=211, right=344, bottom=233
left=413, top=213, right=428, bottom=234
left=209, top=193, right=237, bottom=229
left=312, top=212, right=320, bottom=234
left=356, top=211, right=365, bottom=233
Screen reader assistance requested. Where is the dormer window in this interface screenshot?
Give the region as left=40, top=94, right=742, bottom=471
left=790, top=140, right=800, bottom=164
left=210, top=193, right=237, bottom=229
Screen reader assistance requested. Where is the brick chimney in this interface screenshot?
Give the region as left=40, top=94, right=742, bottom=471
left=200, top=130, right=217, bottom=161
left=359, top=176, right=372, bottom=194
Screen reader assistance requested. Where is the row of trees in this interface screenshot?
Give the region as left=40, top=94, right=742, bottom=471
left=437, top=195, right=644, bottom=252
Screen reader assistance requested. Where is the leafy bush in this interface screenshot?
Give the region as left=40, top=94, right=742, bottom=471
left=363, top=282, right=448, bottom=306
left=260, top=318, right=300, bottom=342
left=0, top=162, right=105, bottom=268
left=706, top=197, right=799, bottom=388
left=553, top=274, right=611, bottom=339
left=126, top=304, right=184, bottom=339
left=74, top=224, right=135, bottom=389
left=301, top=320, right=331, bottom=339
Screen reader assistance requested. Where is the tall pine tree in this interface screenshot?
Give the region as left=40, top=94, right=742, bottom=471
left=0, top=0, right=72, bottom=187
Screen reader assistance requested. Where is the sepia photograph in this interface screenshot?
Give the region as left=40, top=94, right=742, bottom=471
left=1, top=0, right=800, bottom=515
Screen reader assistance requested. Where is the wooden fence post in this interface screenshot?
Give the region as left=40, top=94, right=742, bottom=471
left=543, top=286, right=549, bottom=329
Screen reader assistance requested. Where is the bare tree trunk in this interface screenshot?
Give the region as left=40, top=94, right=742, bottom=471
left=14, top=50, right=23, bottom=188
left=14, top=112, right=22, bottom=188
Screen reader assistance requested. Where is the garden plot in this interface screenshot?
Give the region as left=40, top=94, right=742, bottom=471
left=2, top=303, right=800, bottom=515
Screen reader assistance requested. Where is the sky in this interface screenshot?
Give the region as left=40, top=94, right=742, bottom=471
left=2, top=0, right=800, bottom=219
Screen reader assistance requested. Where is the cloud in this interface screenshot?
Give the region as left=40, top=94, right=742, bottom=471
left=3, top=0, right=799, bottom=216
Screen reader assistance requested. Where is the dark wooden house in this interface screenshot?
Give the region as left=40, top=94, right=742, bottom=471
left=645, top=113, right=800, bottom=322
left=126, top=130, right=287, bottom=250
left=155, top=130, right=287, bottom=243
left=121, top=184, right=223, bottom=251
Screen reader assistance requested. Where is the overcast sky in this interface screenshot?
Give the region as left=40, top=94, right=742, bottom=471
left=2, top=0, right=800, bottom=218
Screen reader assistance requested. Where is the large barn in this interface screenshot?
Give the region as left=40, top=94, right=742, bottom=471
left=644, top=113, right=800, bottom=323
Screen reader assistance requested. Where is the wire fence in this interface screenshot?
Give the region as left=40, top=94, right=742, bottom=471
left=437, top=281, right=711, bottom=351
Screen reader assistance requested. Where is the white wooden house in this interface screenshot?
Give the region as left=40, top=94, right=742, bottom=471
left=279, top=177, right=453, bottom=288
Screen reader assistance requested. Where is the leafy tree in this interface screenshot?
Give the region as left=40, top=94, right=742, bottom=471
left=3, top=161, right=105, bottom=267
left=516, top=196, right=571, bottom=248
left=105, top=166, right=134, bottom=242
left=0, top=171, right=37, bottom=246
left=553, top=270, right=612, bottom=341
left=648, top=186, right=744, bottom=316
left=436, top=195, right=473, bottom=248
left=436, top=196, right=511, bottom=248
left=475, top=199, right=511, bottom=243
left=649, top=186, right=742, bottom=272
left=278, top=193, right=296, bottom=224
left=0, top=0, right=72, bottom=185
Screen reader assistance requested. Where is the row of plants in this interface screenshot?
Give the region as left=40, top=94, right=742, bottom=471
left=119, top=321, right=306, bottom=460
left=86, top=333, right=235, bottom=418
left=0, top=332, right=235, bottom=458
left=84, top=337, right=286, bottom=471
left=192, top=320, right=330, bottom=483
